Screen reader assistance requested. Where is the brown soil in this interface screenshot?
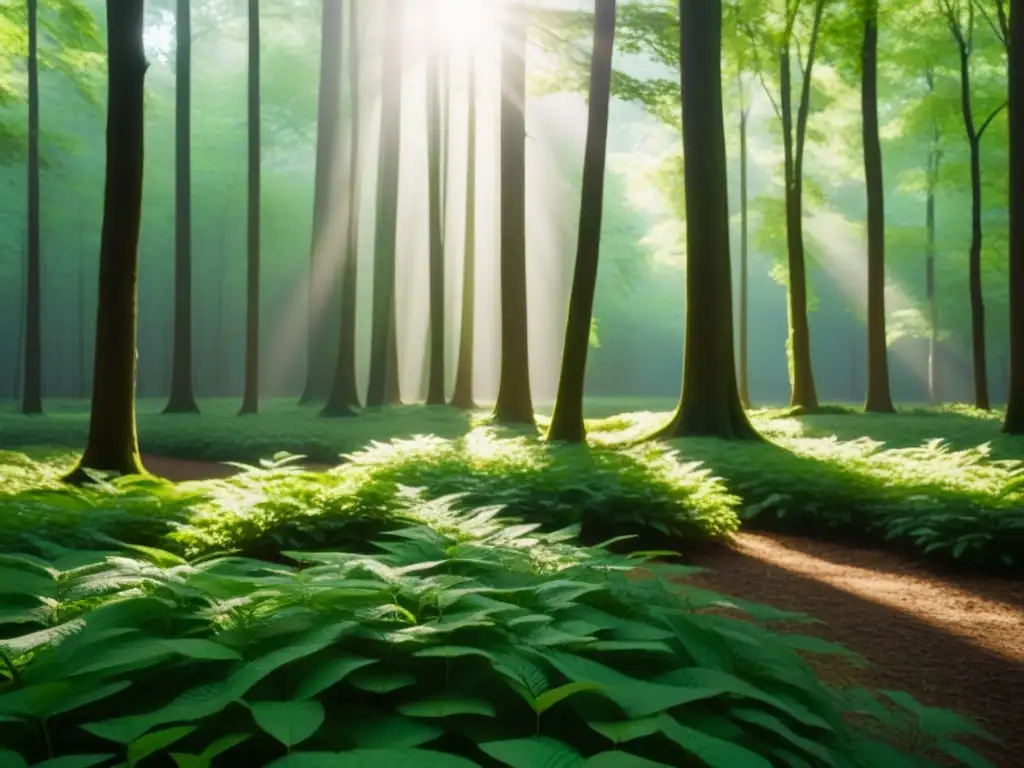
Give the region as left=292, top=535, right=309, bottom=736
left=144, top=455, right=1024, bottom=766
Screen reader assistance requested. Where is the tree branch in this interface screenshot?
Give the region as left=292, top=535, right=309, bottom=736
left=977, top=99, right=1007, bottom=139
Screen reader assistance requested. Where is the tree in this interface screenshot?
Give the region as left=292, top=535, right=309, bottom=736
left=240, top=0, right=261, bottom=415
left=301, top=0, right=344, bottom=405
left=367, top=0, right=404, bottom=408
left=493, top=0, right=534, bottom=425
left=939, top=0, right=1006, bottom=410
left=22, top=0, right=42, bottom=416
left=548, top=0, right=616, bottom=443
left=925, top=67, right=943, bottom=404
left=165, top=0, right=200, bottom=414
left=657, top=0, right=760, bottom=441
left=65, top=0, right=148, bottom=482
left=426, top=9, right=446, bottom=407
left=1004, top=0, right=1022, bottom=433
left=861, top=0, right=894, bottom=412
left=450, top=54, right=479, bottom=410
left=324, top=0, right=362, bottom=416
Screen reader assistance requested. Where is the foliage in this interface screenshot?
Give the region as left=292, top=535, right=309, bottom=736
left=0, top=512, right=996, bottom=766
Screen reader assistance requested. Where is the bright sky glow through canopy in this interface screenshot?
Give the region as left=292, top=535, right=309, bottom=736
left=435, top=0, right=497, bottom=52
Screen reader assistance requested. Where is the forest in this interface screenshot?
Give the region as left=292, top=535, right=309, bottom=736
left=0, top=0, right=1021, bottom=765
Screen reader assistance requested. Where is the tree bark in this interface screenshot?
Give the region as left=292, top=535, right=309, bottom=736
left=658, top=0, right=759, bottom=441
left=493, top=1, right=534, bottom=425
left=547, top=0, right=616, bottom=443
left=862, top=0, right=894, bottom=413
left=426, top=23, right=446, bottom=405
left=302, top=0, right=344, bottom=404
left=926, top=69, right=942, bottom=405
left=23, top=0, right=42, bottom=415
left=240, top=0, right=261, bottom=415
left=13, top=240, right=25, bottom=400
left=738, top=89, right=751, bottom=408
left=778, top=0, right=825, bottom=412
left=450, top=55, right=478, bottom=410
left=65, top=0, right=148, bottom=482
left=324, top=0, right=362, bottom=416
left=1004, top=0, right=1023, bottom=433
left=366, top=0, right=404, bottom=408
left=165, top=0, right=199, bottom=414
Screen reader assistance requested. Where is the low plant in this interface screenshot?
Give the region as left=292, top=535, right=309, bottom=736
left=0, top=509, right=996, bottom=767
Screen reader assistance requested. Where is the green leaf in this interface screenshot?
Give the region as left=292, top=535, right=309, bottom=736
left=347, top=669, right=417, bottom=694
left=170, top=733, right=252, bottom=768
left=658, top=717, right=771, bottom=768
left=31, top=757, right=114, bottom=768
left=479, top=737, right=584, bottom=767
left=293, top=655, right=377, bottom=699
left=160, top=639, right=243, bottom=661
left=535, top=682, right=605, bottom=714
left=413, top=645, right=496, bottom=661
left=127, top=726, right=197, bottom=765
left=588, top=716, right=662, bottom=744
left=397, top=695, right=496, bottom=718
left=584, top=754, right=674, bottom=767
left=249, top=700, right=325, bottom=748
left=0, top=751, right=28, bottom=768
left=264, top=751, right=478, bottom=767
left=342, top=712, right=442, bottom=749
left=730, top=707, right=837, bottom=766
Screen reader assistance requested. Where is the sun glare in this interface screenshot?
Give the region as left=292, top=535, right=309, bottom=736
left=435, top=0, right=496, bottom=52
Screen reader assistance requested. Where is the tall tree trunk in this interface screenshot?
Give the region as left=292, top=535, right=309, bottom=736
left=240, top=0, right=261, bottom=415
left=13, top=240, right=26, bottom=400
left=547, top=0, right=616, bottom=443
left=426, top=27, right=446, bottom=406
left=302, top=0, right=344, bottom=404
left=65, top=0, right=148, bottom=482
left=659, top=0, right=759, bottom=441
left=738, top=86, right=751, bottom=408
left=450, top=56, right=478, bottom=410
left=493, top=0, right=534, bottom=425
left=778, top=1, right=824, bottom=412
left=216, top=205, right=228, bottom=396
left=77, top=234, right=86, bottom=397
left=23, top=0, right=42, bottom=415
left=385, top=302, right=402, bottom=404
left=862, top=0, right=894, bottom=413
left=366, top=0, right=404, bottom=408
left=165, top=0, right=199, bottom=413
left=324, top=0, right=362, bottom=416
left=926, top=125, right=941, bottom=404
left=967, top=132, right=989, bottom=410
left=1005, top=0, right=1022, bottom=432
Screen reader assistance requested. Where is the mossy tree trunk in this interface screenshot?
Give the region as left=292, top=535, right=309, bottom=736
left=493, top=1, right=534, bottom=425
left=862, top=0, right=894, bottom=413
left=367, top=0, right=404, bottom=408
left=324, top=0, right=362, bottom=417
left=426, top=20, right=446, bottom=406
left=657, top=0, right=760, bottom=442
left=165, top=0, right=199, bottom=414
left=240, top=0, right=261, bottom=415
left=547, top=0, right=616, bottom=443
left=450, top=56, right=478, bottom=410
left=1004, top=0, right=1022, bottom=433
left=925, top=69, right=942, bottom=405
left=302, top=0, right=344, bottom=405
left=23, top=0, right=42, bottom=415
left=65, top=0, right=149, bottom=482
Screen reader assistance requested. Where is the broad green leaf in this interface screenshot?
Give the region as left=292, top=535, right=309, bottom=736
left=730, top=707, right=837, bottom=766
left=49, top=680, right=132, bottom=717
left=659, top=717, right=771, bottom=768
left=31, top=757, right=114, bottom=768
left=584, top=754, right=674, bottom=767
left=347, top=669, right=417, bottom=694
left=265, top=750, right=478, bottom=767
left=249, top=699, right=325, bottom=748
left=293, top=655, right=377, bottom=699
left=127, top=726, right=197, bottom=765
left=588, top=715, right=662, bottom=743
left=479, top=737, right=583, bottom=767
left=397, top=695, right=496, bottom=718
left=535, top=682, right=605, bottom=714
left=342, top=712, right=442, bottom=749
left=0, top=751, right=28, bottom=768
left=160, top=639, right=243, bottom=661
left=170, top=734, right=252, bottom=768
left=413, top=645, right=496, bottom=661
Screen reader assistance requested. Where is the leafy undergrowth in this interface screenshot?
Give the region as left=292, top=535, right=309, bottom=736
left=0, top=504, right=997, bottom=767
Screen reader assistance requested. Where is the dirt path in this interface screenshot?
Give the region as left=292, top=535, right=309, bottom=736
left=145, top=455, right=1023, bottom=765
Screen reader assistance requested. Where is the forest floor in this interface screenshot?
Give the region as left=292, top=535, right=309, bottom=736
left=138, top=452, right=1024, bottom=765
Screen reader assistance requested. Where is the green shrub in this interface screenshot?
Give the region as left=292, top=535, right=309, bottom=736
left=0, top=512, right=994, bottom=767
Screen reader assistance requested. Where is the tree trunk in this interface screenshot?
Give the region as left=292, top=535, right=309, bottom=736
left=658, top=0, right=759, bottom=441
left=450, top=55, right=478, bottom=410
left=738, top=99, right=751, bottom=408
left=13, top=240, right=26, bottom=400
left=65, top=0, right=148, bottom=482
left=165, top=0, right=199, bottom=414
left=493, top=1, right=534, bottom=425
left=302, top=0, right=344, bottom=404
left=385, top=301, right=402, bottom=405
left=216, top=205, right=228, bottom=396
left=23, top=0, right=42, bottom=415
left=77, top=235, right=86, bottom=397
left=425, top=22, right=446, bottom=405
left=547, top=0, right=616, bottom=443
left=240, top=0, right=261, bottom=415
left=1004, top=0, right=1023, bottom=433
left=966, top=133, right=990, bottom=410
left=324, top=0, right=362, bottom=417
left=926, top=69, right=941, bottom=405
left=862, top=0, right=894, bottom=413
left=366, top=0, right=404, bottom=408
